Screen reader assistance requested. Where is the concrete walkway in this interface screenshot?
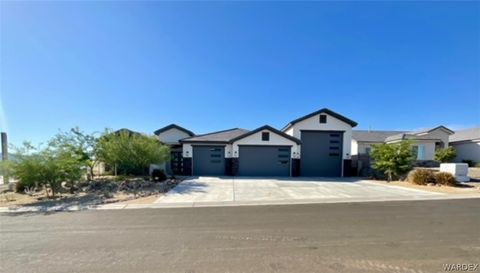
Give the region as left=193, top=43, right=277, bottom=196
left=153, top=176, right=447, bottom=207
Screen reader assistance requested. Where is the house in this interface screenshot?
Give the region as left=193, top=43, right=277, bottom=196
left=351, top=126, right=454, bottom=171
left=158, top=108, right=358, bottom=177
left=384, top=126, right=454, bottom=163
left=449, top=127, right=480, bottom=164
left=153, top=124, right=195, bottom=175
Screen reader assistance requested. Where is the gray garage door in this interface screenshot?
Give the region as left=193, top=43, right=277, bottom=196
left=238, top=146, right=291, bottom=176
left=300, top=131, right=343, bottom=177
left=193, top=146, right=225, bottom=176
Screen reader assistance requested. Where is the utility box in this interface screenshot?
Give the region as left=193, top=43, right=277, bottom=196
left=440, top=163, right=470, bottom=182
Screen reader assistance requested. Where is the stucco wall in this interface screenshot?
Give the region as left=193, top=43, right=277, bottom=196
left=182, top=143, right=233, bottom=158
left=157, top=128, right=191, bottom=144
left=412, top=140, right=436, bottom=160
left=232, top=129, right=300, bottom=158
left=416, top=128, right=451, bottom=147
left=452, top=141, right=480, bottom=163
left=284, top=113, right=353, bottom=160
left=356, top=142, right=383, bottom=155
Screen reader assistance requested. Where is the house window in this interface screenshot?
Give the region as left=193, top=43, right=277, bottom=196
left=412, top=145, right=425, bottom=160
left=417, top=145, right=425, bottom=160
left=365, top=147, right=371, bottom=155
left=319, top=114, right=327, bottom=124
left=262, top=132, right=270, bottom=141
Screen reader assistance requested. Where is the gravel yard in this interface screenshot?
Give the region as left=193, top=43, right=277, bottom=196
left=0, top=176, right=182, bottom=208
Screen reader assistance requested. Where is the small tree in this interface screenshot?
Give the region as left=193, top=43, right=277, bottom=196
left=10, top=141, right=85, bottom=197
left=51, top=127, right=99, bottom=180
left=370, top=140, right=415, bottom=181
left=434, top=147, right=456, bottom=163
left=97, top=130, right=170, bottom=175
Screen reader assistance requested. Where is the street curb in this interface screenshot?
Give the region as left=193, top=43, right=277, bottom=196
left=2, top=194, right=480, bottom=213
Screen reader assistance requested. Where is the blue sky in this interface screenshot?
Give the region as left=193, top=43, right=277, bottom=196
left=1, top=1, right=479, bottom=146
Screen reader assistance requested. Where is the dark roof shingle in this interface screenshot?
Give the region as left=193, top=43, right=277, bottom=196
left=180, top=128, right=249, bottom=143
left=352, top=130, right=405, bottom=142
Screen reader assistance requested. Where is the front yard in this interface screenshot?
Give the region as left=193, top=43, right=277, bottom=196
left=0, top=176, right=182, bottom=208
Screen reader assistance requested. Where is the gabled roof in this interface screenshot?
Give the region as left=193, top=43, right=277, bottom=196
left=410, top=125, right=454, bottom=135
left=230, top=125, right=302, bottom=144
left=352, top=130, right=406, bottom=142
left=450, top=127, right=480, bottom=143
left=385, top=133, right=443, bottom=142
left=282, top=108, right=358, bottom=131
left=154, top=124, right=194, bottom=137
left=180, top=128, right=249, bottom=143
left=113, top=128, right=142, bottom=136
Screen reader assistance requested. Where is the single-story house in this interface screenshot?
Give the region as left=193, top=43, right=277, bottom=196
left=155, top=108, right=358, bottom=177
left=352, top=126, right=453, bottom=162
left=449, top=127, right=480, bottom=164
left=350, top=126, right=454, bottom=174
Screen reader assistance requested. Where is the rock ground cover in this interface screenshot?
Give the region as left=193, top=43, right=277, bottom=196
left=0, top=176, right=182, bottom=208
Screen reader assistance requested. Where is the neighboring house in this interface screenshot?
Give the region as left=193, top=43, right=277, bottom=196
left=171, top=108, right=357, bottom=177
left=449, top=127, right=480, bottom=164
left=153, top=124, right=195, bottom=175
left=351, top=130, right=405, bottom=156
left=384, top=126, right=454, bottom=162
left=351, top=126, right=454, bottom=172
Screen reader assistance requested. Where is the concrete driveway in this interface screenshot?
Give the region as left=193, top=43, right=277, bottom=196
left=155, top=177, right=444, bottom=207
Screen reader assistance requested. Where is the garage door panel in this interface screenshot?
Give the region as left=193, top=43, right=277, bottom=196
left=238, top=146, right=291, bottom=176
left=301, top=131, right=343, bottom=177
left=193, top=146, right=225, bottom=176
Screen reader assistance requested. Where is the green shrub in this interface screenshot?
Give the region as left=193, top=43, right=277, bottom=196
left=434, top=147, right=456, bottom=163
left=434, top=172, right=457, bottom=186
left=151, top=169, right=167, bottom=182
left=370, top=141, right=415, bottom=181
left=407, top=169, right=436, bottom=185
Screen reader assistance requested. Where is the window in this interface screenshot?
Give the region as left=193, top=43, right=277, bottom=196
left=330, top=140, right=339, bottom=144
left=330, top=146, right=339, bottom=150
left=412, top=145, right=425, bottom=160
left=319, top=114, right=327, bottom=123
left=329, top=153, right=340, bottom=156
left=210, top=154, right=221, bottom=158
left=262, top=132, right=270, bottom=141
left=278, top=160, right=289, bottom=165
left=210, top=160, right=221, bottom=163
left=365, top=147, right=371, bottom=155
left=330, top=133, right=340, bottom=137
left=278, top=148, right=289, bottom=152
left=417, top=145, right=425, bottom=160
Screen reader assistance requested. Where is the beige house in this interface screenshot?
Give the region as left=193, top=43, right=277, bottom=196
left=449, top=127, right=480, bottom=164
left=351, top=126, right=454, bottom=170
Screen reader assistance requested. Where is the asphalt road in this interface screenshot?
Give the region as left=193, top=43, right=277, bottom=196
left=1, top=199, right=479, bottom=273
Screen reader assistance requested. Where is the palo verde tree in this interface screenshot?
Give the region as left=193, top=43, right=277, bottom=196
left=97, top=129, right=170, bottom=176
left=51, top=127, right=99, bottom=180
left=370, top=140, right=416, bottom=181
